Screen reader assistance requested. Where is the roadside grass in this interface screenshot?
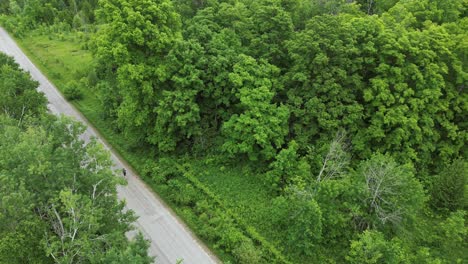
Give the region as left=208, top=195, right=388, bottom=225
left=17, top=31, right=145, bottom=169
left=18, top=33, right=92, bottom=88
left=16, top=30, right=298, bottom=263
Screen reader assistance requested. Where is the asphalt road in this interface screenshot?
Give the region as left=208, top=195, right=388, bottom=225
left=0, top=27, right=219, bottom=264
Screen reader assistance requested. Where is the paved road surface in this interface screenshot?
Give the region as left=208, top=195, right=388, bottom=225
left=0, top=27, right=219, bottom=264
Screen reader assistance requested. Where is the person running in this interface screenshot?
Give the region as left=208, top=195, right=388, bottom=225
left=122, top=168, right=127, bottom=177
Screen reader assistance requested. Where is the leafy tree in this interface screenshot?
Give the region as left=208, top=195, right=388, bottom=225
left=355, top=154, right=426, bottom=230
left=347, top=230, right=409, bottom=264
left=222, top=55, right=289, bottom=161
left=93, top=0, right=181, bottom=144
left=431, top=159, right=467, bottom=212
left=0, top=172, right=49, bottom=263
left=4, top=0, right=467, bottom=262
left=265, top=140, right=310, bottom=192
left=149, top=39, right=204, bottom=151
left=246, top=0, right=293, bottom=67
left=153, top=89, right=201, bottom=152
left=0, top=52, right=47, bottom=121
left=434, top=210, right=467, bottom=262
left=0, top=115, right=153, bottom=263
left=287, top=13, right=467, bottom=178
left=63, top=80, right=83, bottom=100
left=272, top=193, right=322, bottom=257
left=285, top=14, right=365, bottom=154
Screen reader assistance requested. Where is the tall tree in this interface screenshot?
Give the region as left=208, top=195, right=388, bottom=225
left=93, top=0, right=181, bottom=145
left=354, top=154, right=426, bottom=230
left=222, top=55, right=289, bottom=161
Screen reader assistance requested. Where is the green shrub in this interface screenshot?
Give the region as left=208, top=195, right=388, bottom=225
left=167, top=178, right=198, bottom=207
left=431, top=158, right=467, bottom=212
left=63, top=80, right=83, bottom=100
left=50, top=71, right=62, bottom=79
left=232, top=238, right=262, bottom=264
left=87, top=69, right=98, bottom=87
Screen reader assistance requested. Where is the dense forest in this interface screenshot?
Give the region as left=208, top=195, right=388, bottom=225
left=0, top=0, right=466, bottom=263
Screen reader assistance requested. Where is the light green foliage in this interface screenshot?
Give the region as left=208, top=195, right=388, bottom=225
left=347, top=230, right=409, bottom=264
left=231, top=238, right=262, bottom=264
left=222, top=55, right=289, bottom=161
left=94, top=0, right=181, bottom=145
left=63, top=80, right=83, bottom=100
left=385, top=0, right=466, bottom=28
left=355, top=154, right=426, bottom=229
left=266, top=140, right=310, bottom=192
left=435, top=211, right=467, bottom=262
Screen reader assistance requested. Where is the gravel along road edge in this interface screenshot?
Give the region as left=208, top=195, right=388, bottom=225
left=0, top=27, right=219, bottom=264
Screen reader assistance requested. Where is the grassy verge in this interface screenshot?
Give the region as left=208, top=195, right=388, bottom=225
left=15, top=30, right=297, bottom=263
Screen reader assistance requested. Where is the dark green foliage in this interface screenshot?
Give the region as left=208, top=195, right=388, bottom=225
left=0, top=53, right=47, bottom=120
left=0, top=0, right=100, bottom=33
left=272, top=194, right=322, bottom=257
left=265, top=141, right=310, bottom=192
left=431, top=159, right=467, bottom=212
left=434, top=211, right=467, bottom=262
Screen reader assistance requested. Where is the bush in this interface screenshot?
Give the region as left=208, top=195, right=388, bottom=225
left=232, top=238, right=262, bottom=264
left=63, top=80, right=83, bottom=100
left=431, top=159, right=467, bottom=212
left=87, top=69, right=98, bottom=87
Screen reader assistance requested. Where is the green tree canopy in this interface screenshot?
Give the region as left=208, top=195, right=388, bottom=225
left=0, top=52, right=46, bottom=121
